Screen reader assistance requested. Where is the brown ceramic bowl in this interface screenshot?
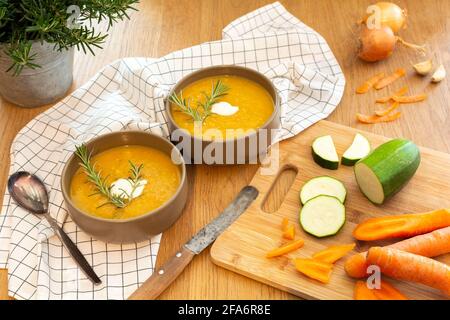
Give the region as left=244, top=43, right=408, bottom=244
left=165, top=65, right=281, bottom=164
left=61, top=131, right=188, bottom=244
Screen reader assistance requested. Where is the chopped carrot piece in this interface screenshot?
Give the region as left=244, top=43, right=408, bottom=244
left=266, top=239, right=304, bottom=258
left=282, top=225, right=295, bottom=240
left=376, top=86, right=408, bottom=103
left=375, top=101, right=400, bottom=117
left=356, top=112, right=401, bottom=124
left=353, top=209, right=450, bottom=241
left=293, top=258, right=333, bottom=284
left=374, top=68, right=406, bottom=90
left=356, top=72, right=385, bottom=94
left=373, top=280, right=408, bottom=300
left=393, top=94, right=427, bottom=103
left=312, top=243, right=356, bottom=264
left=281, top=218, right=289, bottom=231
left=354, top=281, right=379, bottom=300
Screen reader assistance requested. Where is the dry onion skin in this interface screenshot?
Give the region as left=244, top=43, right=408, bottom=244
left=364, top=2, right=407, bottom=34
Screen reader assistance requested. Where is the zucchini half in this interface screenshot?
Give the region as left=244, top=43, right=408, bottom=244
left=354, top=139, right=420, bottom=205
left=342, top=133, right=371, bottom=166
left=312, top=135, right=339, bottom=170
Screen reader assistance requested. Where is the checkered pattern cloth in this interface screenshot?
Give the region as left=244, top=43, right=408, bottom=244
left=0, top=2, right=345, bottom=300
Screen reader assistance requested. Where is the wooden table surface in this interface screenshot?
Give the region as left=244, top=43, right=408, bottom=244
left=0, top=0, right=449, bottom=300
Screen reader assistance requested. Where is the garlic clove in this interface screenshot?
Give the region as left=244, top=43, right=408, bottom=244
left=431, top=65, right=446, bottom=83
left=413, top=59, right=433, bottom=76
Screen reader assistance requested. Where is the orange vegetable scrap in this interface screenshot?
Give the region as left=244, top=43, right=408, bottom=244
left=266, top=239, right=304, bottom=258
left=354, top=280, right=408, bottom=300
left=353, top=209, right=450, bottom=241
left=281, top=218, right=295, bottom=240
left=283, top=225, right=295, bottom=240
left=354, top=281, right=378, bottom=300
left=393, top=94, right=427, bottom=103
left=374, top=68, right=406, bottom=90
left=376, top=86, right=408, bottom=103
left=356, top=112, right=401, bottom=124
left=356, top=72, right=385, bottom=94
left=293, top=258, right=333, bottom=284
left=373, top=280, right=408, bottom=300
left=312, top=243, right=356, bottom=264
left=375, top=101, right=400, bottom=117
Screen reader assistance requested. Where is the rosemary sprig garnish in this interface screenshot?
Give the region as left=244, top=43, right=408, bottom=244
left=169, top=79, right=230, bottom=123
left=127, top=160, right=144, bottom=199
left=74, top=144, right=144, bottom=209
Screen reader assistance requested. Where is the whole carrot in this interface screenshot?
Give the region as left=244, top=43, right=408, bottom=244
left=353, top=209, right=450, bottom=241
left=367, top=247, right=450, bottom=296
left=346, top=227, right=450, bottom=278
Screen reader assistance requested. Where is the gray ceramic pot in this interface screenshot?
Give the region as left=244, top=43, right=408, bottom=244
left=166, top=65, right=281, bottom=165
left=61, top=131, right=188, bottom=244
left=0, top=41, right=74, bottom=108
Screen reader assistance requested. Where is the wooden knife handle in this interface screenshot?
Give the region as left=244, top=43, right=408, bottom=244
left=128, top=246, right=195, bottom=300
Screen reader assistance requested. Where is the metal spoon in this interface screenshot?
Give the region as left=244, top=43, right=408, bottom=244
left=8, top=172, right=102, bottom=285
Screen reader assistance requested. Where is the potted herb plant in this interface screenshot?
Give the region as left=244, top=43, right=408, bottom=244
left=0, top=0, right=138, bottom=108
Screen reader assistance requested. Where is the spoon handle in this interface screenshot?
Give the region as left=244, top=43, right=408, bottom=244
left=45, top=214, right=102, bottom=285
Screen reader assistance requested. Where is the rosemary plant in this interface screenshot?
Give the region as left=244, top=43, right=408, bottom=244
left=0, top=0, right=139, bottom=76
left=169, top=79, right=230, bottom=123
left=74, top=144, right=144, bottom=209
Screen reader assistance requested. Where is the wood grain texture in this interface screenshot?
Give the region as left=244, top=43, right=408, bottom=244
left=211, top=120, right=450, bottom=300
left=0, top=0, right=449, bottom=300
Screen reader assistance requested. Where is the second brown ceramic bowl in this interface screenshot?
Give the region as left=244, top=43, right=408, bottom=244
left=165, top=65, right=281, bottom=165
left=61, top=131, right=188, bottom=244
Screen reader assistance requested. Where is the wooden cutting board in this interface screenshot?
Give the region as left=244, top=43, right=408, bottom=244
left=210, top=120, right=450, bottom=300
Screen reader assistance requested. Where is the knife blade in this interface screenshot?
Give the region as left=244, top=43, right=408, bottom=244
left=128, top=186, right=259, bottom=300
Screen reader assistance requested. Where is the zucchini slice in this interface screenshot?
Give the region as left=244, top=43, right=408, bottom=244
left=354, top=139, right=420, bottom=205
left=300, top=195, right=346, bottom=238
left=342, top=133, right=371, bottom=166
left=312, top=135, right=339, bottom=170
left=300, top=176, right=347, bottom=204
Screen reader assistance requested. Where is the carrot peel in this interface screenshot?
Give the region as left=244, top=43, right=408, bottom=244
left=353, top=209, right=450, bottom=241
left=312, top=243, right=356, bottom=264
left=266, top=239, right=304, bottom=258
left=356, top=73, right=385, bottom=94
left=356, top=112, right=401, bottom=124
left=393, top=94, right=427, bottom=103
left=376, top=86, right=408, bottom=103
left=375, top=101, right=400, bottom=117
left=374, top=68, right=406, bottom=90
left=293, top=258, right=333, bottom=284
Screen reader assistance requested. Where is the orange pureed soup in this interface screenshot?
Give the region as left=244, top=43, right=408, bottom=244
left=170, top=75, right=274, bottom=139
left=70, top=145, right=180, bottom=220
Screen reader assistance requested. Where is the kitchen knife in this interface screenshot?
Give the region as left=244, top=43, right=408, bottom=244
left=128, top=186, right=259, bottom=300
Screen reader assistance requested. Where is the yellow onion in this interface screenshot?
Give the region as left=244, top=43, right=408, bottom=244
left=364, top=2, right=407, bottom=34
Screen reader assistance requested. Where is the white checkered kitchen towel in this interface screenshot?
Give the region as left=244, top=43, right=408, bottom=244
left=0, top=2, right=345, bottom=300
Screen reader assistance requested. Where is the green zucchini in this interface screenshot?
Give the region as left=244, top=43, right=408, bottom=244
left=312, top=135, right=339, bottom=170
left=300, top=176, right=347, bottom=204
left=342, top=133, right=371, bottom=166
left=300, top=195, right=346, bottom=238
left=354, top=139, right=421, bottom=205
